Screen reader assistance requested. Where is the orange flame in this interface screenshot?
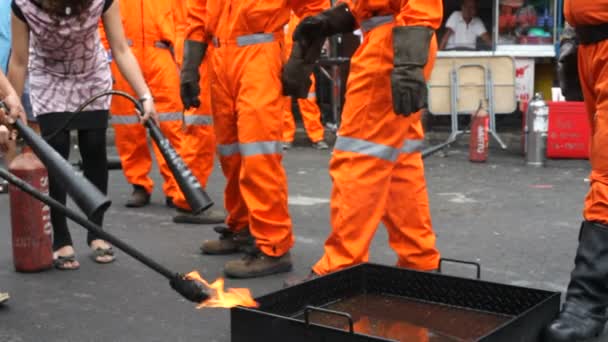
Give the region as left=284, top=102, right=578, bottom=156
left=185, top=271, right=259, bottom=309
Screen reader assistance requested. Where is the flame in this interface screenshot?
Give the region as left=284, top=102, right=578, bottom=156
left=185, top=271, right=259, bottom=309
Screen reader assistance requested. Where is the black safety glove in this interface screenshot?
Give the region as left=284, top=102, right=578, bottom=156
left=557, top=23, right=584, bottom=101
left=283, top=3, right=356, bottom=98
left=282, top=39, right=323, bottom=98
left=293, top=3, right=356, bottom=43
left=391, top=26, right=433, bottom=116
left=180, top=40, right=208, bottom=109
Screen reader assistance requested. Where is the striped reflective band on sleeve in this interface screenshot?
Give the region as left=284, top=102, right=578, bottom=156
left=110, top=115, right=139, bottom=124
left=111, top=112, right=183, bottom=125
left=217, top=143, right=239, bottom=157
left=334, top=136, right=399, bottom=162
left=307, top=92, right=316, bottom=99
left=239, top=141, right=282, bottom=157
left=217, top=141, right=283, bottom=157
left=360, top=15, right=394, bottom=33
left=401, top=139, right=424, bottom=153
left=184, top=115, right=213, bottom=126
left=157, top=112, right=183, bottom=121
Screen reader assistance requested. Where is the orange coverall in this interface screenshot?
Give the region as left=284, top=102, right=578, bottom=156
left=171, top=0, right=216, bottom=211
left=312, top=0, right=442, bottom=275
left=107, top=0, right=184, bottom=200
left=282, top=13, right=325, bottom=144
left=185, top=0, right=327, bottom=257
left=564, top=0, right=608, bottom=225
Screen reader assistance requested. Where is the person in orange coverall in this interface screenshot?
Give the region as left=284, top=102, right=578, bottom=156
left=170, top=0, right=225, bottom=225
left=180, top=0, right=328, bottom=278
left=282, top=12, right=329, bottom=151
left=106, top=0, right=184, bottom=209
left=283, top=0, right=442, bottom=283
left=544, top=1, right=608, bottom=341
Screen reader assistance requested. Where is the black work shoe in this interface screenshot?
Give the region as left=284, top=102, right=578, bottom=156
left=283, top=271, right=320, bottom=288
left=200, top=226, right=254, bottom=255
left=544, top=221, right=608, bottom=341
left=224, top=247, right=293, bottom=279
left=125, top=185, right=150, bottom=208
left=173, top=207, right=226, bottom=224
left=165, top=197, right=176, bottom=209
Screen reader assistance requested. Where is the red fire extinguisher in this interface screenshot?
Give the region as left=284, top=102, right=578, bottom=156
left=9, top=146, right=53, bottom=272
left=469, top=100, right=490, bottom=162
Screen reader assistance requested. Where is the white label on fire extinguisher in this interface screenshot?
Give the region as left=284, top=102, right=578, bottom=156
left=40, top=175, right=53, bottom=235
left=476, top=125, right=485, bottom=154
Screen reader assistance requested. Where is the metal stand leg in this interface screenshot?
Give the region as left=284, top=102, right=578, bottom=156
left=486, top=69, right=507, bottom=150
left=331, top=64, right=342, bottom=129
left=317, top=56, right=350, bottom=133
left=422, top=68, right=464, bottom=158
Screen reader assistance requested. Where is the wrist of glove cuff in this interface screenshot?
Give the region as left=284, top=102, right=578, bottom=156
left=557, top=40, right=584, bottom=101
left=282, top=42, right=316, bottom=98
left=392, top=26, right=433, bottom=67
left=294, top=3, right=356, bottom=42
left=181, top=40, right=207, bottom=79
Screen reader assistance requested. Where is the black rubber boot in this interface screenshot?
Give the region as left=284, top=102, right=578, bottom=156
left=544, top=221, right=608, bottom=341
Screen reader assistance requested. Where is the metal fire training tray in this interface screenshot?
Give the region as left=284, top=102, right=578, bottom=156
left=231, top=261, right=560, bottom=342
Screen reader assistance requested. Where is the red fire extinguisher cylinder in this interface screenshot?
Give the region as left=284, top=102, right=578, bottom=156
left=469, top=103, right=490, bottom=162
left=9, top=147, right=53, bottom=272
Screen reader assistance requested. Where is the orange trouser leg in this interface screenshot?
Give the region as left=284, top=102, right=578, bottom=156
left=283, top=97, right=296, bottom=143
left=210, top=47, right=249, bottom=231
left=313, top=23, right=438, bottom=275
left=297, top=76, right=324, bottom=143
left=581, top=40, right=608, bottom=225
left=112, top=119, right=154, bottom=194
left=151, top=119, right=184, bottom=199
left=383, top=149, right=440, bottom=271
left=212, top=41, right=294, bottom=257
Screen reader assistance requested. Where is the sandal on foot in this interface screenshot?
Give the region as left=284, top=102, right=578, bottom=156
left=53, top=255, right=80, bottom=271
left=90, top=247, right=115, bottom=264
left=0, top=292, right=9, bottom=305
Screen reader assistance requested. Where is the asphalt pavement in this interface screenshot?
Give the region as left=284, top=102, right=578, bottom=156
left=0, top=133, right=601, bottom=342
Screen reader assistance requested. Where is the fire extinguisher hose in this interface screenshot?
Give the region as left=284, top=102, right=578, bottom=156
left=0, top=168, right=209, bottom=303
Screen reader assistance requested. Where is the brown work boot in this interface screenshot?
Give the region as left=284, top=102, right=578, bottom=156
left=200, top=226, right=254, bottom=255
left=173, top=207, right=226, bottom=224
left=224, top=247, right=293, bottom=279
left=125, top=185, right=150, bottom=208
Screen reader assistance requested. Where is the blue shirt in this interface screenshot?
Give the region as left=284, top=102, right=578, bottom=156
left=0, top=0, right=11, bottom=73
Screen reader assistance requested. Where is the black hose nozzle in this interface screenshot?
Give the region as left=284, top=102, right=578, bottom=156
left=170, top=274, right=210, bottom=303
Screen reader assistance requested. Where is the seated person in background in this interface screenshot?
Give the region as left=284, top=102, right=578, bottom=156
left=439, top=0, right=492, bottom=50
